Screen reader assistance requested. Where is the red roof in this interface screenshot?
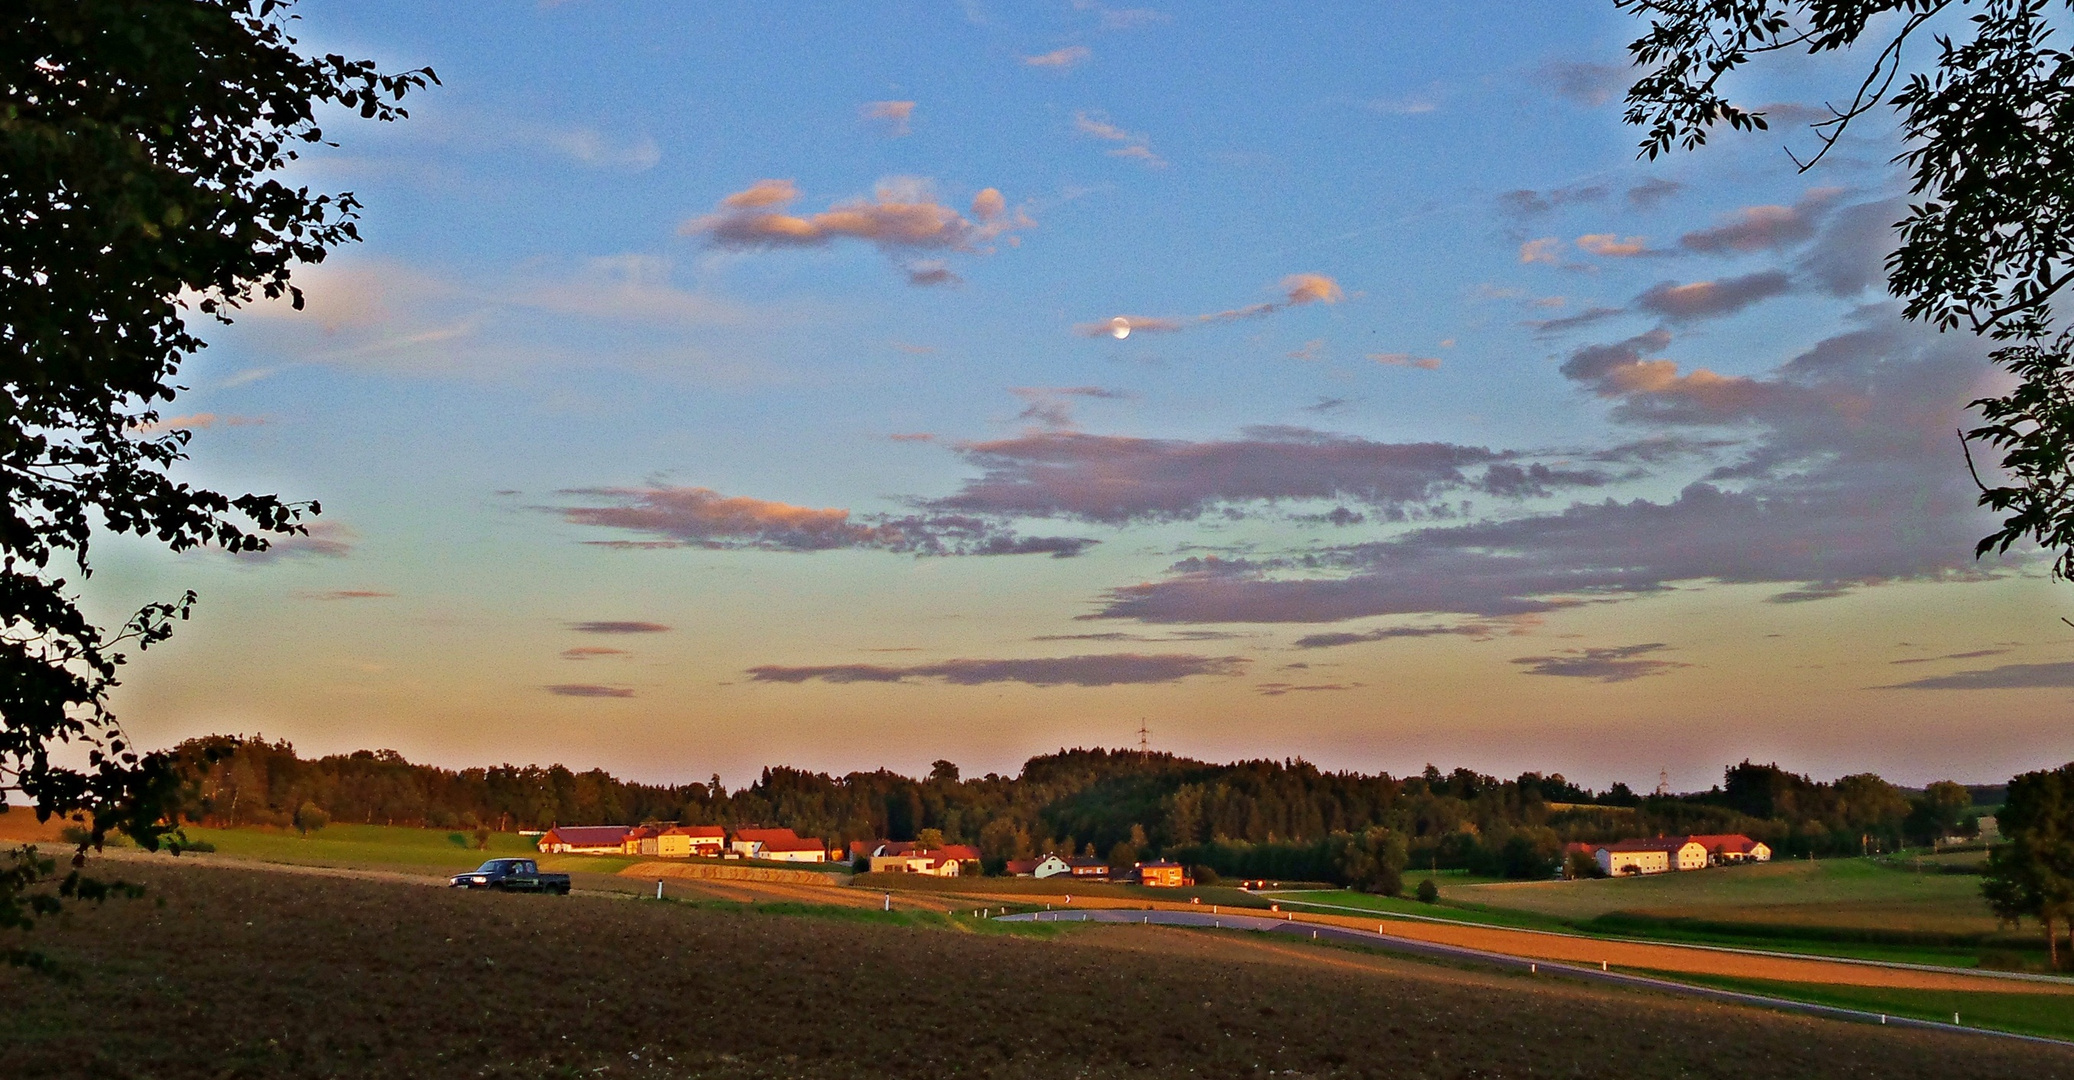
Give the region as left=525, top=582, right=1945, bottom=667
left=757, top=836, right=826, bottom=853
left=542, top=825, right=631, bottom=847
left=1684, top=833, right=1760, bottom=853
left=625, top=825, right=661, bottom=841
left=937, top=844, right=981, bottom=862
left=1602, top=837, right=1701, bottom=853
left=1563, top=842, right=1599, bottom=855
left=666, top=825, right=726, bottom=839
left=734, top=827, right=801, bottom=844
left=1004, top=859, right=1039, bottom=875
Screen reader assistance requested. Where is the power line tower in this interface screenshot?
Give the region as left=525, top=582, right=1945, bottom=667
left=1137, top=720, right=1150, bottom=759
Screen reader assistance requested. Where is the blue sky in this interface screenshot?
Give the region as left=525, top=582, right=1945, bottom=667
left=89, top=1, right=2074, bottom=790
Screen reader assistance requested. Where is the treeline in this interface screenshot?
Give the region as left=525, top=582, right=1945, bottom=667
left=165, top=736, right=1991, bottom=892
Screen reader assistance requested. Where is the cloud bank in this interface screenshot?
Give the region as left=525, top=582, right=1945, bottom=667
left=562, top=486, right=1096, bottom=557
left=745, top=652, right=1245, bottom=687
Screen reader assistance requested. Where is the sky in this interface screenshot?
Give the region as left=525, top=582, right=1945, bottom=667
left=86, top=0, right=2074, bottom=791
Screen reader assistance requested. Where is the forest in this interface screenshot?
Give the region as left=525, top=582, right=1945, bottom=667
left=156, top=736, right=1990, bottom=891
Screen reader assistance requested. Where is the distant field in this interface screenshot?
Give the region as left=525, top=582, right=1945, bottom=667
left=1446, top=858, right=2000, bottom=936
left=5, top=859, right=2067, bottom=1079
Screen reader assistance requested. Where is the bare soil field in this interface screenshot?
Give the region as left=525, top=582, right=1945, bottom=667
left=4, top=859, right=2071, bottom=1079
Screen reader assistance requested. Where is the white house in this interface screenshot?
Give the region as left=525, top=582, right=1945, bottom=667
left=1029, top=854, right=1072, bottom=879
left=1595, top=837, right=1707, bottom=876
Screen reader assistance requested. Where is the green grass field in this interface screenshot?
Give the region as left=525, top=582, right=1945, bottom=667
left=1264, top=861, right=2059, bottom=971
left=1629, top=969, right=2074, bottom=1043
left=1447, top=858, right=1998, bottom=935
left=174, top=823, right=642, bottom=875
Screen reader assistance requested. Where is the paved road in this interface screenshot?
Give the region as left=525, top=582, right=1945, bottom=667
left=996, top=907, right=2074, bottom=1050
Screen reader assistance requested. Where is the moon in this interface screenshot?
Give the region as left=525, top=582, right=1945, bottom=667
left=1109, top=316, right=1131, bottom=340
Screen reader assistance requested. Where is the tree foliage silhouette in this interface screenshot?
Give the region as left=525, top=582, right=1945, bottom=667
left=0, top=0, right=432, bottom=957
left=1618, top=0, right=2074, bottom=575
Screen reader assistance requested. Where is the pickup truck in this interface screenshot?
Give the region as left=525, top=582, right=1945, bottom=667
left=448, top=858, right=571, bottom=894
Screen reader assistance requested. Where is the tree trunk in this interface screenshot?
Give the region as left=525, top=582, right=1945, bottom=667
left=2049, top=912, right=2061, bottom=971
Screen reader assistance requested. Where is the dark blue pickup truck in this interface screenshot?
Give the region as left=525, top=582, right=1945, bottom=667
left=448, top=858, right=571, bottom=894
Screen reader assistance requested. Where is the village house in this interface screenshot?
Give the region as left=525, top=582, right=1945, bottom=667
left=536, top=825, right=631, bottom=854
left=1131, top=860, right=1189, bottom=887
left=670, top=824, right=728, bottom=857
left=865, top=841, right=981, bottom=876
left=755, top=835, right=831, bottom=863
left=730, top=827, right=805, bottom=859
left=1685, top=833, right=1772, bottom=864
left=1066, top=857, right=1111, bottom=880
left=1010, top=854, right=1072, bottom=878
left=1584, top=833, right=1766, bottom=876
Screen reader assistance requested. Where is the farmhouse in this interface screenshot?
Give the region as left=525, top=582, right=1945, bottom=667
left=870, top=850, right=961, bottom=875
left=537, top=825, right=631, bottom=854
left=670, top=824, right=728, bottom=857
left=1595, top=837, right=1708, bottom=876
left=1685, top=833, right=1771, bottom=864
left=1580, top=833, right=1768, bottom=875
left=756, top=835, right=831, bottom=863
left=867, top=841, right=980, bottom=876
left=1066, top=857, right=1112, bottom=880
left=1131, top=861, right=1189, bottom=887
left=1010, top=854, right=1072, bottom=878
left=731, top=827, right=806, bottom=859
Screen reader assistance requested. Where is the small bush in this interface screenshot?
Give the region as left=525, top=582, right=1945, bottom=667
left=292, top=802, right=330, bottom=837
left=447, top=832, right=469, bottom=848
left=473, top=827, right=492, bottom=850
left=1415, top=878, right=1440, bottom=904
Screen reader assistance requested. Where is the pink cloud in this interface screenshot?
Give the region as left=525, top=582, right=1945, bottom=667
left=681, top=177, right=1032, bottom=284
left=1076, top=274, right=1344, bottom=338
left=1576, top=233, right=1651, bottom=257
left=1370, top=352, right=1441, bottom=370
left=1023, top=45, right=1091, bottom=68
left=1680, top=188, right=1843, bottom=253
left=860, top=100, right=915, bottom=137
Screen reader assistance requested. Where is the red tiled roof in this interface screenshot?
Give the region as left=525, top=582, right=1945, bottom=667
left=1683, top=833, right=1760, bottom=853
left=1004, top=859, right=1039, bottom=875
left=666, top=825, right=726, bottom=839
left=937, top=844, right=982, bottom=862
left=542, top=826, right=631, bottom=847
left=757, top=836, right=826, bottom=853
left=1601, top=836, right=1701, bottom=853
left=734, top=827, right=801, bottom=843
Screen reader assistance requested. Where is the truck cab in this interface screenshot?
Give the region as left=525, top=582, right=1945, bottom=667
left=449, top=858, right=571, bottom=894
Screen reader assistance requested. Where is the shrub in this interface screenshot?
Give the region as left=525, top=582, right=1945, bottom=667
left=1415, top=878, right=1439, bottom=904
left=292, top=802, right=330, bottom=837
left=473, top=827, right=492, bottom=850
left=447, top=832, right=469, bottom=848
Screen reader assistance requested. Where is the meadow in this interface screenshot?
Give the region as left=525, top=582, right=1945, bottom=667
left=5, top=859, right=2071, bottom=1079
left=1443, top=858, right=1999, bottom=935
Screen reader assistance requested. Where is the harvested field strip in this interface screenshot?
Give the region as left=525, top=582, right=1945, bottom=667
left=621, top=860, right=848, bottom=887
left=1630, top=970, right=2074, bottom=1042
left=8, top=860, right=2072, bottom=1080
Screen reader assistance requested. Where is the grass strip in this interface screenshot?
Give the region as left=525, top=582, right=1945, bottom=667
left=1623, top=968, right=2074, bottom=1043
